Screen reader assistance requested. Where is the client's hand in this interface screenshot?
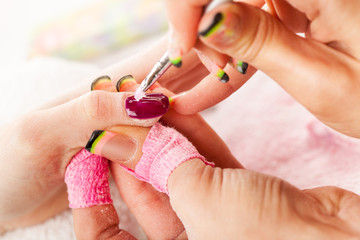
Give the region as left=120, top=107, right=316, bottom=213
left=0, top=86, right=160, bottom=232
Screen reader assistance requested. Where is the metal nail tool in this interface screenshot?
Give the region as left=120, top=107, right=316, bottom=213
left=138, top=51, right=172, bottom=93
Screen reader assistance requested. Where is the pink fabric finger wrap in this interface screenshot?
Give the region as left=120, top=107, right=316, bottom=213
left=129, top=123, right=214, bottom=194
left=64, top=123, right=213, bottom=208
left=65, top=149, right=112, bottom=208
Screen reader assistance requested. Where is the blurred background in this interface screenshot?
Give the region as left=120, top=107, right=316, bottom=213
left=0, top=0, right=167, bottom=70
left=0, top=0, right=168, bottom=124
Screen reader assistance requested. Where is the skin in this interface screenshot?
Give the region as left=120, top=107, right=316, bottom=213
left=168, top=160, right=360, bottom=239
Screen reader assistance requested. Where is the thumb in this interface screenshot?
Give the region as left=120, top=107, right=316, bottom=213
left=65, top=149, right=136, bottom=239
left=36, top=90, right=168, bottom=149
left=198, top=3, right=358, bottom=115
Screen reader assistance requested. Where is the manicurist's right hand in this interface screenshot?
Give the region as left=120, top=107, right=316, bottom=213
left=196, top=0, right=360, bottom=138
left=161, top=0, right=264, bottom=115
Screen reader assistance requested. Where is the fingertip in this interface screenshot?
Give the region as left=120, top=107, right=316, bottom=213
left=91, top=75, right=117, bottom=92
left=195, top=41, right=229, bottom=68
left=73, top=204, right=136, bottom=240
left=116, top=75, right=137, bottom=92
left=165, top=0, right=207, bottom=55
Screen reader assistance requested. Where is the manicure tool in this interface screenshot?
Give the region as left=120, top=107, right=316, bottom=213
left=137, top=51, right=171, bottom=94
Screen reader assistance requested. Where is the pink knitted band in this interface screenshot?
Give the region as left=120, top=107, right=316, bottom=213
left=130, top=123, right=214, bottom=194
left=65, top=149, right=112, bottom=208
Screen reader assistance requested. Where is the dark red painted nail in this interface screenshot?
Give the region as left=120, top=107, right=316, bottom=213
left=125, top=93, right=169, bottom=119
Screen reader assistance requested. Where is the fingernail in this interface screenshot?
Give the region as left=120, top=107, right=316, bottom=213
left=196, top=50, right=229, bottom=83
left=168, top=27, right=183, bottom=68
left=91, top=75, right=114, bottom=91
left=231, top=58, right=248, bottom=74
left=126, top=93, right=169, bottom=119
left=116, top=75, right=137, bottom=92
left=199, top=12, right=225, bottom=38
left=168, top=48, right=182, bottom=68
left=85, top=130, right=137, bottom=163
left=199, top=11, right=238, bottom=45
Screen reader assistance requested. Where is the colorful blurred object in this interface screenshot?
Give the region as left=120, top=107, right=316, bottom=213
left=29, top=0, right=168, bottom=60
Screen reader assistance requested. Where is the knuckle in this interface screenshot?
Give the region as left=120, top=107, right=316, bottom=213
left=81, top=91, right=117, bottom=121
left=218, top=4, right=279, bottom=63
left=239, top=9, right=277, bottom=63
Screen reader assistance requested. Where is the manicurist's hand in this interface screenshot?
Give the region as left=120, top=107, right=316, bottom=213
left=163, top=0, right=264, bottom=56
left=197, top=1, right=360, bottom=138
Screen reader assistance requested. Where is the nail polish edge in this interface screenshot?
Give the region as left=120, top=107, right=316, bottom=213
left=220, top=72, right=230, bottom=83
left=168, top=97, right=174, bottom=108
left=238, top=61, right=248, bottom=74
left=85, top=130, right=105, bottom=153
left=91, top=75, right=111, bottom=91
left=169, top=56, right=182, bottom=68
left=199, top=12, right=224, bottom=37
left=116, top=75, right=135, bottom=92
